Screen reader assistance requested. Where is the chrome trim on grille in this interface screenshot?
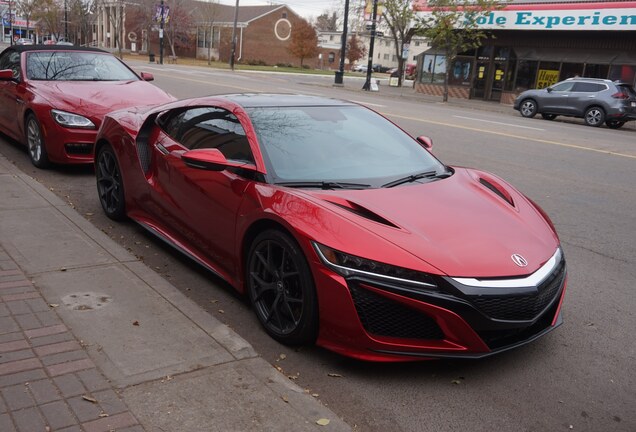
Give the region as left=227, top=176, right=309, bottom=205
left=451, top=248, right=562, bottom=289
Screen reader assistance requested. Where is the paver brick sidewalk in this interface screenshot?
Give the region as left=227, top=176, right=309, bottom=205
left=0, top=246, right=142, bottom=432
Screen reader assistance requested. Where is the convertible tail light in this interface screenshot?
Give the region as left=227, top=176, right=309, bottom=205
left=611, top=92, right=628, bottom=99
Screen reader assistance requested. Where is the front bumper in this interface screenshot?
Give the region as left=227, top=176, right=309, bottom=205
left=314, top=251, right=567, bottom=362
left=39, top=116, right=97, bottom=164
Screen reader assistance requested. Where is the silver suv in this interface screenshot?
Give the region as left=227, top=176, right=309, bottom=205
left=514, top=78, right=636, bottom=129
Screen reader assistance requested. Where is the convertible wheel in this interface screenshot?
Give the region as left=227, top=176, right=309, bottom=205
left=584, top=107, right=605, bottom=127
left=96, top=144, right=126, bottom=220
left=605, top=119, right=625, bottom=129
left=541, top=113, right=557, bottom=120
left=519, top=99, right=537, bottom=118
left=26, top=114, right=50, bottom=168
left=247, top=230, right=318, bottom=345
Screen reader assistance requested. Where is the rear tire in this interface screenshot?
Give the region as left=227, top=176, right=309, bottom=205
left=605, top=120, right=625, bottom=129
left=96, top=144, right=126, bottom=221
left=541, top=113, right=557, bottom=120
left=519, top=99, right=537, bottom=118
left=26, top=114, right=50, bottom=169
left=584, top=107, right=605, bottom=127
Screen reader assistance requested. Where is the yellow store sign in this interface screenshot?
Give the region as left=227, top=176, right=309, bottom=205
left=537, top=69, right=559, bottom=89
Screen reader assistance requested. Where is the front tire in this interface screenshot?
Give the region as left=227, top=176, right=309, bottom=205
left=584, top=107, right=605, bottom=127
left=96, top=144, right=126, bottom=220
left=247, top=230, right=318, bottom=345
left=26, top=114, right=50, bottom=168
left=606, top=119, right=625, bottom=129
left=519, top=99, right=538, bottom=118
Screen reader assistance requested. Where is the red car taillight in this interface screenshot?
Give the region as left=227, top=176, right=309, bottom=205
left=611, top=92, right=629, bottom=99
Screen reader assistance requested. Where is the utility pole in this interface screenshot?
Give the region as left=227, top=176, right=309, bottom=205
left=64, top=0, right=68, bottom=40
left=159, top=0, right=164, bottom=64
left=229, top=0, right=239, bottom=70
left=362, top=0, right=379, bottom=91
left=334, top=0, right=350, bottom=85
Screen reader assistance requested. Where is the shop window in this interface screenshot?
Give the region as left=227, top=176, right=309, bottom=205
left=477, top=45, right=493, bottom=61
left=536, top=61, right=560, bottom=89
left=421, top=54, right=435, bottom=83
left=560, top=63, right=583, bottom=81
left=433, top=55, right=446, bottom=84
left=609, top=65, right=636, bottom=85
left=504, top=50, right=518, bottom=91
left=448, top=57, right=472, bottom=86
left=583, top=64, right=609, bottom=79
left=514, top=60, right=538, bottom=91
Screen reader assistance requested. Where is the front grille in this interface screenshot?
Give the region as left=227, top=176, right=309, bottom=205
left=64, top=143, right=93, bottom=155
left=349, top=284, right=444, bottom=340
left=471, top=259, right=566, bottom=321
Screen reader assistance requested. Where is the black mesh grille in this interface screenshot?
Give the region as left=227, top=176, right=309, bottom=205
left=136, top=140, right=151, bottom=173
left=471, top=259, right=566, bottom=321
left=349, top=285, right=445, bottom=340
left=64, top=143, right=93, bottom=155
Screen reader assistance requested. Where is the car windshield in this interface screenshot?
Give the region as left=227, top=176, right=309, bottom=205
left=246, top=105, right=446, bottom=187
left=26, top=51, right=138, bottom=81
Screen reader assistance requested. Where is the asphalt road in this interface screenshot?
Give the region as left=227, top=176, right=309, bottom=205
left=1, top=62, right=635, bottom=432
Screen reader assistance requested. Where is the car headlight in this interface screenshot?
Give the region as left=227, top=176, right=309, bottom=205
left=51, top=110, right=95, bottom=129
left=313, top=242, right=437, bottom=290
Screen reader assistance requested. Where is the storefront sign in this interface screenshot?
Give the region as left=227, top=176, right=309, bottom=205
left=536, top=69, right=559, bottom=88
left=416, top=8, right=636, bottom=31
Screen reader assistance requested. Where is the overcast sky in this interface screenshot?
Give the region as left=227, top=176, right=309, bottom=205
left=217, top=0, right=349, bottom=20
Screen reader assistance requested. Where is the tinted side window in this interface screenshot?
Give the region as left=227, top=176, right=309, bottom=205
left=160, top=107, right=254, bottom=163
left=572, top=82, right=606, bottom=93
left=551, top=81, right=575, bottom=92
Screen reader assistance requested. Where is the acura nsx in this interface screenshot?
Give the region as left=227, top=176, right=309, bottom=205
left=94, top=94, right=567, bottom=361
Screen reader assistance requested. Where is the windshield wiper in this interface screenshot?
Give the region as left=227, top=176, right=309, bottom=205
left=382, top=170, right=450, bottom=188
left=274, top=181, right=371, bottom=190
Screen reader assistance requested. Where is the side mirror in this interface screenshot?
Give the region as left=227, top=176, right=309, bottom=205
left=546, top=87, right=553, bottom=93
left=0, top=69, right=16, bottom=81
left=140, top=72, right=154, bottom=81
left=416, top=135, right=433, bottom=150
left=182, top=149, right=256, bottom=172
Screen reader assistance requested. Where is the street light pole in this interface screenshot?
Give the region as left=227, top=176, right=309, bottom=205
left=229, top=0, right=239, bottom=71
left=334, top=0, right=350, bottom=85
left=64, top=0, right=68, bottom=40
left=159, top=0, right=164, bottom=64
left=362, top=0, right=379, bottom=91
left=8, top=0, right=13, bottom=45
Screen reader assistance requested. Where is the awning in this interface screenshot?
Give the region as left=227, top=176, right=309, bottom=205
left=513, top=48, right=636, bottom=65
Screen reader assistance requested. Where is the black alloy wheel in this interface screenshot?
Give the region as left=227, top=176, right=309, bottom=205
left=247, top=230, right=318, bottom=345
left=96, top=144, right=126, bottom=220
left=25, top=114, right=50, bottom=168
left=519, top=99, right=538, bottom=118
left=606, top=119, right=625, bottom=129
left=584, top=106, right=605, bottom=127
left=541, top=113, right=557, bottom=120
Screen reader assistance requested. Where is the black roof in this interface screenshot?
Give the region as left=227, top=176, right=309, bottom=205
left=220, top=93, right=356, bottom=108
left=0, top=45, right=108, bottom=55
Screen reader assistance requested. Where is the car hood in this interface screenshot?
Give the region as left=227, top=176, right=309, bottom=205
left=303, top=168, right=559, bottom=278
left=30, top=80, right=174, bottom=122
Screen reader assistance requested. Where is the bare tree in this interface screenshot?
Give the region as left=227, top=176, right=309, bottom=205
left=381, top=0, right=422, bottom=87
left=314, top=10, right=339, bottom=32
left=16, top=0, right=38, bottom=41
left=164, top=0, right=195, bottom=58
left=33, top=0, right=64, bottom=41
left=196, top=0, right=220, bottom=65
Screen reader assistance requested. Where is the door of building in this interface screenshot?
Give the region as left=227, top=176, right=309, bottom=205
left=472, top=61, right=489, bottom=99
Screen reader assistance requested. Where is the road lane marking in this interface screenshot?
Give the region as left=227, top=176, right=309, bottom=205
left=453, top=115, right=545, bottom=131
left=384, top=112, right=636, bottom=160
left=351, top=100, right=386, bottom=108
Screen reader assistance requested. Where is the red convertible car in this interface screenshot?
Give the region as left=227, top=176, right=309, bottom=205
left=0, top=45, right=174, bottom=168
left=95, top=94, right=567, bottom=362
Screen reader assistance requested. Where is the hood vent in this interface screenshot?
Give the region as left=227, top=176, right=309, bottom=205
left=327, top=200, right=400, bottom=229
left=479, top=178, right=515, bottom=207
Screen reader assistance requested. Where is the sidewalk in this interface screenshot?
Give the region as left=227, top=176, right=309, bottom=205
left=0, top=154, right=350, bottom=431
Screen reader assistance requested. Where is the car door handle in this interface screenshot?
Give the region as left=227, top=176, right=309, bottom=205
left=156, top=143, right=170, bottom=155
left=15, top=98, right=25, bottom=104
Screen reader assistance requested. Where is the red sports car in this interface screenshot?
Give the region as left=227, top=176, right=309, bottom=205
left=0, top=45, right=174, bottom=168
left=94, top=94, right=567, bottom=362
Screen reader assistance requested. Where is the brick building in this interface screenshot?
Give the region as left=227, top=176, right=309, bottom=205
left=194, top=4, right=307, bottom=66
